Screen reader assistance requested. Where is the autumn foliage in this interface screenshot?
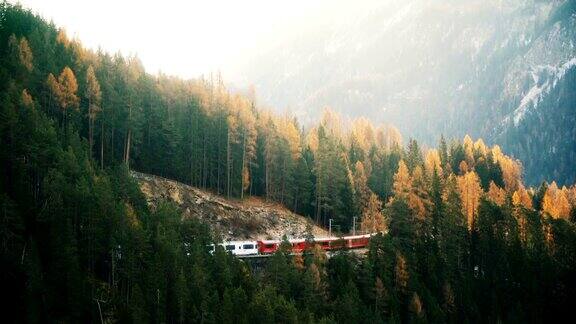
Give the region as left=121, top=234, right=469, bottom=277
left=1, top=4, right=575, bottom=322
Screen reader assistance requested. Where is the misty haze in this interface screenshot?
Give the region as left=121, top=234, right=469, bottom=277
left=1, top=1, right=575, bottom=323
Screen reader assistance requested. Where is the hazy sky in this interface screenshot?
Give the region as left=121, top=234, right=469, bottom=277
left=10, top=0, right=379, bottom=82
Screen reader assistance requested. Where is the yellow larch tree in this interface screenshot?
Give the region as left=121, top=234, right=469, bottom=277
left=487, top=181, right=506, bottom=206
left=561, top=186, right=575, bottom=215
left=395, top=253, right=409, bottom=292
left=391, top=160, right=428, bottom=218
left=393, top=160, right=412, bottom=198
left=463, top=134, right=475, bottom=166
left=226, top=94, right=258, bottom=197
left=542, top=182, right=571, bottom=219
left=46, top=66, right=79, bottom=130
left=56, top=28, right=69, bottom=46
left=565, top=185, right=576, bottom=208
left=492, top=145, right=522, bottom=192
left=293, top=254, right=305, bottom=270
left=238, top=97, right=257, bottom=197
left=8, top=34, right=33, bottom=72
left=57, top=66, right=80, bottom=111
left=474, top=138, right=488, bottom=157
left=350, top=117, right=376, bottom=153
left=410, top=293, right=424, bottom=319
left=424, top=149, right=443, bottom=178
left=517, top=212, right=528, bottom=245
left=306, top=126, right=319, bottom=154
left=361, top=193, right=386, bottom=233
left=376, top=124, right=402, bottom=150
left=320, top=108, right=343, bottom=138
left=21, top=89, right=33, bottom=108
left=277, top=116, right=301, bottom=160
left=542, top=222, right=555, bottom=252
left=459, top=160, right=469, bottom=174
left=457, top=171, right=483, bottom=230
left=19, top=37, right=33, bottom=72
left=542, top=182, right=558, bottom=217
left=512, top=185, right=533, bottom=209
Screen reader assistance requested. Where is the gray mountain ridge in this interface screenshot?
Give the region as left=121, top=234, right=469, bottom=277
left=241, top=0, right=576, bottom=185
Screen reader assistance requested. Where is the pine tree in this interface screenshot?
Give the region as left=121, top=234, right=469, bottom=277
left=406, top=138, right=423, bottom=171
left=291, top=147, right=315, bottom=216
left=533, top=182, right=548, bottom=211
left=430, top=167, right=444, bottom=227
left=449, top=142, right=466, bottom=175
left=85, top=65, right=101, bottom=159
left=410, top=166, right=430, bottom=219
left=438, top=135, right=449, bottom=168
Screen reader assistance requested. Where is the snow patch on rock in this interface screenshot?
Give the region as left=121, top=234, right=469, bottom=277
left=507, top=57, right=576, bottom=126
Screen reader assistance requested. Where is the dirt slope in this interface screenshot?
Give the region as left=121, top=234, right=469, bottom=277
left=132, top=172, right=327, bottom=241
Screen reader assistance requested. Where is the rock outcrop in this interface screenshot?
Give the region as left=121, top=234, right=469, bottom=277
left=133, top=172, right=328, bottom=241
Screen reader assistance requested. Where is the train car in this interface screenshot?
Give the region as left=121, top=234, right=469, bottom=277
left=257, top=238, right=312, bottom=254
left=312, top=234, right=372, bottom=251
left=289, top=239, right=307, bottom=253
left=342, top=234, right=371, bottom=249
left=209, top=241, right=259, bottom=256
left=314, top=237, right=335, bottom=250
left=257, top=239, right=281, bottom=254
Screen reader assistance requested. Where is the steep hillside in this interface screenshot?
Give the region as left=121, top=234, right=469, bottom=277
left=133, top=172, right=328, bottom=240
left=242, top=0, right=576, bottom=185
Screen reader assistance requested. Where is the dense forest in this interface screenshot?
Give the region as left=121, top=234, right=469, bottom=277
left=1, top=3, right=576, bottom=323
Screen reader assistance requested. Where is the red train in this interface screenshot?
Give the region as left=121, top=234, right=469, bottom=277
left=209, top=234, right=373, bottom=256
left=258, top=233, right=373, bottom=254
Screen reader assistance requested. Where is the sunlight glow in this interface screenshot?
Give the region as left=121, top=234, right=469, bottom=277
left=10, top=0, right=379, bottom=81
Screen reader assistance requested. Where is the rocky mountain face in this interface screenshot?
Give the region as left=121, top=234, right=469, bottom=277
left=133, top=172, right=328, bottom=240
left=242, top=0, right=576, bottom=185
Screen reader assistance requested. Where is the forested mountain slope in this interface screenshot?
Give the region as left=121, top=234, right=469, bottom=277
left=1, top=2, right=576, bottom=323
left=241, top=0, right=576, bottom=185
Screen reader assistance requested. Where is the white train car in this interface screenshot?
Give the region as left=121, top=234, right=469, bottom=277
left=215, top=241, right=259, bottom=256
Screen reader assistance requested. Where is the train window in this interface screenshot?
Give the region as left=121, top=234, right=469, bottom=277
left=225, top=245, right=235, bottom=251
left=243, top=244, right=254, bottom=249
